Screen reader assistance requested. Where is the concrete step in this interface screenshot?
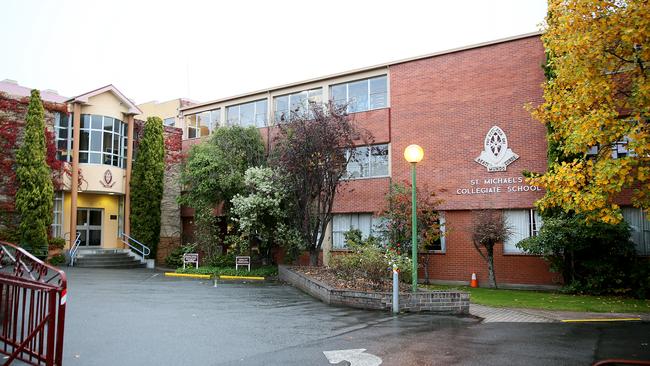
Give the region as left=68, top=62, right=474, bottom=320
left=75, top=258, right=140, bottom=264
left=76, top=253, right=133, bottom=260
left=75, top=262, right=145, bottom=269
left=72, top=249, right=144, bottom=269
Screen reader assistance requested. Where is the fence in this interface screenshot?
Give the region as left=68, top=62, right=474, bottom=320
left=0, top=241, right=67, bottom=366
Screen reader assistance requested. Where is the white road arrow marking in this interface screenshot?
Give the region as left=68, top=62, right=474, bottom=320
left=323, top=348, right=382, bottom=366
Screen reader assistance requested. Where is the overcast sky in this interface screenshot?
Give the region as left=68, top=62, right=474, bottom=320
left=1, top=0, right=547, bottom=104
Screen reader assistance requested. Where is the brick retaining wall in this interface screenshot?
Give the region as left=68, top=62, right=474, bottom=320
left=279, top=266, right=469, bottom=314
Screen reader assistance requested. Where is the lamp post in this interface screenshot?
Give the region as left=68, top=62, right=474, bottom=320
left=403, top=144, right=424, bottom=293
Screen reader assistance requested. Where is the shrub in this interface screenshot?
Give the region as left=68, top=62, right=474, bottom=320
left=328, top=229, right=411, bottom=288
left=49, top=237, right=66, bottom=250
left=48, top=254, right=65, bottom=266
left=208, top=253, right=236, bottom=267
left=164, top=243, right=198, bottom=268
left=130, top=117, right=165, bottom=258
left=176, top=265, right=278, bottom=278
left=517, top=213, right=644, bottom=297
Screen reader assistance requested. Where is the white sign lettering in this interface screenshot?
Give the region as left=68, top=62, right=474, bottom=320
left=456, top=176, right=542, bottom=195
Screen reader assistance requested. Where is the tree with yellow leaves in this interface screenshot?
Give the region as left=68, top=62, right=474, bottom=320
left=530, top=0, right=649, bottom=223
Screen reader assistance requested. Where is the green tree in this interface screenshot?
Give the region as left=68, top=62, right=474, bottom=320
left=179, top=126, right=265, bottom=256
left=516, top=213, right=645, bottom=296
left=15, top=90, right=54, bottom=256
left=529, top=0, right=650, bottom=223
left=231, top=166, right=302, bottom=262
left=130, top=117, right=165, bottom=257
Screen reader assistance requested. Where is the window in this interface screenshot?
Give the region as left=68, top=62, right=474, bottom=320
left=185, top=109, right=220, bottom=139
left=622, top=207, right=650, bottom=256
left=423, top=214, right=446, bottom=252
left=274, top=88, right=323, bottom=123
left=226, top=99, right=268, bottom=128
left=503, top=209, right=542, bottom=253
left=330, top=75, right=387, bottom=113
left=344, top=144, right=389, bottom=179
left=332, top=213, right=384, bottom=249
left=587, top=136, right=635, bottom=159
left=55, top=112, right=72, bottom=162
left=78, top=114, right=126, bottom=168
left=51, top=191, right=64, bottom=238
left=163, top=117, right=175, bottom=127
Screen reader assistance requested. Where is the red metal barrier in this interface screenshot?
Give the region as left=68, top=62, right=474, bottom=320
left=0, top=241, right=67, bottom=366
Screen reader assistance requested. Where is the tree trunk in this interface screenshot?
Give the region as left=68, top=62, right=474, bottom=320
left=309, top=248, right=319, bottom=266
left=487, top=245, right=497, bottom=289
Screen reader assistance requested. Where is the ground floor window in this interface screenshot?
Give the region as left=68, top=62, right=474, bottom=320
left=332, top=213, right=384, bottom=249
left=423, top=213, right=446, bottom=252
left=51, top=191, right=64, bottom=238
left=503, top=209, right=542, bottom=254
left=622, top=207, right=650, bottom=256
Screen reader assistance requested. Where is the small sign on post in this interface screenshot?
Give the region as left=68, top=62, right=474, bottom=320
left=183, top=253, right=199, bottom=269
left=235, top=256, right=251, bottom=272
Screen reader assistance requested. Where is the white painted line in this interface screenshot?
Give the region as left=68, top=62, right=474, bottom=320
left=323, top=348, right=382, bottom=366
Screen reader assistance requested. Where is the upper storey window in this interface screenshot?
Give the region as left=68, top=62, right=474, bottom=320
left=186, top=109, right=220, bottom=139
left=78, top=114, right=127, bottom=168
left=55, top=112, right=72, bottom=162
left=274, top=88, right=323, bottom=123
left=330, top=75, right=387, bottom=113
left=226, top=99, right=267, bottom=128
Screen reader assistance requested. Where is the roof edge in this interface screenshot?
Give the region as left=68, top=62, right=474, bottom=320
left=67, top=84, right=143, bottom=115
left=181, top=31, right=542, bottom=112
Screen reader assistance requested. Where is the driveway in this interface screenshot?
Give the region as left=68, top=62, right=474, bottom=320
left=62, top=268, right=650, bottom=365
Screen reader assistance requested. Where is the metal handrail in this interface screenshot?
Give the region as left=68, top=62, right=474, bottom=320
left=68, top=232, right=82, bottom=267
left=120, top=232, right=151, bottom=263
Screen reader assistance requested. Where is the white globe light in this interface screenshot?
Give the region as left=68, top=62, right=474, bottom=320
left=404, top=144, right=424, bottom=163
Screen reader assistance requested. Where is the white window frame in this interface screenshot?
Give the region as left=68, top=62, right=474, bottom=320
left=273, top=88, right=323, bottom=123
left=78, top=114, right=126, bottom=168
left=503, top=209, right=542, bottom=254
left=51, top=191, right=64, bottom=238
left=185, top=109, right=220, bottom=139
left=226, top=99, right=268, bottom=128
left=55, top=112, right=72, bottom=162
left=343, top=144, right=390, bottom=180
left=163, top=117, right=175, bottom=127
left=622, top=207, right=650, bottom=256
left=332, top=213, right=383, bottom=250
left=424, top=213, right=446, bottom=253
left=329, top=75, right=388, bottom=113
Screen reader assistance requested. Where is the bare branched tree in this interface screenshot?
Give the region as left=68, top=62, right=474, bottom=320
left=472, top=210, right=512, bottom=289
left=271, top=102, right=372, bottom=265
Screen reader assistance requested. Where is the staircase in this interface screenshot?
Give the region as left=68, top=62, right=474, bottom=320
left=73, top=249, right=145, bottom=269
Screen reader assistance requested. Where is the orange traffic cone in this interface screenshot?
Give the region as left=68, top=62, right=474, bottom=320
left=470, top=273, right=478, bottom=288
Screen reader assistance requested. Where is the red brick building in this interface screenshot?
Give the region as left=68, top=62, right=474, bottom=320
left=178, top=32, right=647, bottom=287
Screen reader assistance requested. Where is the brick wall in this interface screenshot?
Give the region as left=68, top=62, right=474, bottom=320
left=421, top=210, right=560, bottom=286
left=279, top=266, right=469, bottom=314
left=389, top=35, right=547, bottom=211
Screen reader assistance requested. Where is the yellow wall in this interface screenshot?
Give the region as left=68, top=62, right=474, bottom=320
left=63, top=192, right=123, bottom=249
left=81, top=92, right=130, bottom=121
left=137, top=99, right=181, bottom=121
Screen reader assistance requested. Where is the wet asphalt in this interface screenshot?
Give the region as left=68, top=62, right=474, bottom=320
left=61, top=268, right=650, bottom=365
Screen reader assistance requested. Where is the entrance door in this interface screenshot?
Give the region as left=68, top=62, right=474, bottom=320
left=76, top=208, right=102, bottom=246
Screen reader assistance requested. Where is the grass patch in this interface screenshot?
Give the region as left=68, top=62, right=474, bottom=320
left=176, top=265, right=278, bottom=278
left=424, top=284, right=650, bottom=313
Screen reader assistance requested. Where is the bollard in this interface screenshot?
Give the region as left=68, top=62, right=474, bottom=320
left=392, top=265, right=399, bottom=314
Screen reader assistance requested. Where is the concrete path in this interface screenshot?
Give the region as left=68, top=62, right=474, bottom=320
left=470, top=304, right=554, bottom=323
left=470, top=303, right=650, bottom=323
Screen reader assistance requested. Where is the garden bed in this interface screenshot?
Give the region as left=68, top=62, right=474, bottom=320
left=280, top=266, right=469, bottom=314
